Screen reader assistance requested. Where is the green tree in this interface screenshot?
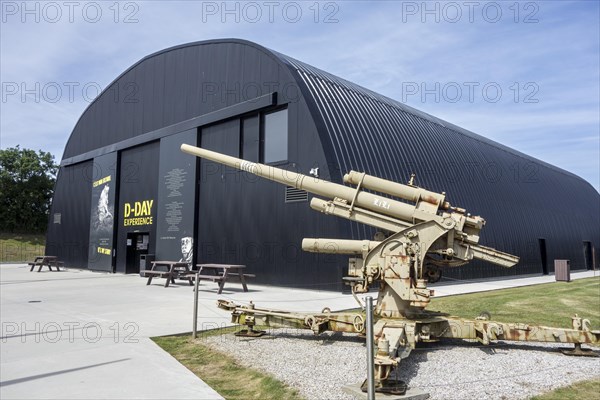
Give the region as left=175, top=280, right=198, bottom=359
left=0, top=146, right=58, bottom=233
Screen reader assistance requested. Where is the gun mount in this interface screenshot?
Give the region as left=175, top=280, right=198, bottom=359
left=181, top=144, right=599, bottom=395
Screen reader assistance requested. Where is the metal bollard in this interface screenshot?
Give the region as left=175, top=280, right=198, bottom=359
left=192, top=272, right=199, bottom=339
left=365, top=296, right=375, bottom=400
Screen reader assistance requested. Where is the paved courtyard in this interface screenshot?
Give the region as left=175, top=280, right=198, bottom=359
left=1, top=264, right=597, bottom=399
left=0, top=264, right=358, bottom=399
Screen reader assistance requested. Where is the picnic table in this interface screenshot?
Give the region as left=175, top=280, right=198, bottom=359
left=28, top=256, right=62, bottom=272
left=142, top=261, right=193, bottom=288
left=186, top=264, right=254, bottom=294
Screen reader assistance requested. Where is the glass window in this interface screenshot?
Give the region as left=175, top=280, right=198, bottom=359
left=263, top=109, right=288, bottom=163
left=242, top=117, right=260, bottom=163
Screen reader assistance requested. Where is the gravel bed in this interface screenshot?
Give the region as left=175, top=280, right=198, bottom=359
left=203, top=328, right=600, bottom=400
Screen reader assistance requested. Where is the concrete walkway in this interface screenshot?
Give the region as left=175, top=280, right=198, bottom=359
left=1, top=264, right=597, bottom=399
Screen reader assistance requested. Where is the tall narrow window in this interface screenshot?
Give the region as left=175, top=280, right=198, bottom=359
left=242, top=116, right=260, bottom=163
left=263, top=109, right=288, bottom=163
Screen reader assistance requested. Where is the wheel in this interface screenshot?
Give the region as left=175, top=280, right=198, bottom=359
left=304, top=315, right=316, bottom=328
left=424, top=265, right=442, bottom=283
left=478, top=311, right=491, bottom=321
left=353, top=315, right=365, bottom=332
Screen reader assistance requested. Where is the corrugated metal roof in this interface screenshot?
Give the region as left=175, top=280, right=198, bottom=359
left=270, top=48, right=599, bottom=276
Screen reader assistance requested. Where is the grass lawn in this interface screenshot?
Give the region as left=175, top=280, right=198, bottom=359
left=430, top=277, right=600, bottom=329
left=0, top=232, right=46, bottom=262
left=152, top=330, right=303, bottom=400
left=530, top=378, right=600, bottom=400
left=154, top=277, right=600, bottom=400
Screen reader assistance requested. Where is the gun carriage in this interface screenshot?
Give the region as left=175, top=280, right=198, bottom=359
left=181, top=143, right=599, bottom=394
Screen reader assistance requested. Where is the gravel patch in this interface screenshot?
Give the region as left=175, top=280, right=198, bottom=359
left=203, top=328, right=600, bottom=400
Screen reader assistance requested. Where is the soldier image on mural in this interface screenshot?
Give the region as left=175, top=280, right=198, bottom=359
left=92, top=184, right=114, bottom=232
left=179, top=236, right=193, bottom=268
left=88, top=158, right=117, bottom=272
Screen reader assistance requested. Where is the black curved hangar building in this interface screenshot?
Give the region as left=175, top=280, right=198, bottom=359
left=47, top=39, right=599, bottom=290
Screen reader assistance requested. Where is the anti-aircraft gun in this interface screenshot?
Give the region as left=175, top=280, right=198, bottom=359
left=181, top=143, right=599, bottom=394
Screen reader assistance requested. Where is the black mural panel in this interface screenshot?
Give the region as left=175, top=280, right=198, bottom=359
left=116, top=142, right=159, bottom=273
left=155, top=130, right=198, bottom=267
left=87, top=152, right=118, bottom=271
left=46, top=162, right=92, bottom=267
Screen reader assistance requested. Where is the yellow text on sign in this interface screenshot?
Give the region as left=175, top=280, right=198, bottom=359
left=124, top=200, right=154, bottom=218
left=93, top=175, right=111, bottom=188
left=97, top=247, right=111, bottom=255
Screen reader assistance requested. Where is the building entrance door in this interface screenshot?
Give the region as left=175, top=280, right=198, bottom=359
left=126, top=232, right=149, bottom=274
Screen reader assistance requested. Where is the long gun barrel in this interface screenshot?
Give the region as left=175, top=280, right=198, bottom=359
left=180, top=144, right=517, bottom=267
left=181, top=144, right=479, bottom=225
left=182, top=144, right=423, bottom=222
left=344, top=171, right=451, bottom=211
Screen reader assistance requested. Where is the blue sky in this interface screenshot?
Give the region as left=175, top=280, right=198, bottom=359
left=1, top=1, right=599, bottom=191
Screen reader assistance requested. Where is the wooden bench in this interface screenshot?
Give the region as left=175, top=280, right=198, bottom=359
left=182, top=273, right=226, bottom=293
left=193, top=264, right=252, bottom=294
left=50, top=260, right=64, bottom=270
left=224, top=273, right=256, bottom=278
left=28, top=256, right=60, bottom=272
left=191, top=274, right=224, bottom=282
left=143, top=261, right=192, bottom=288
left=142, top=270, right=173, bottom=287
